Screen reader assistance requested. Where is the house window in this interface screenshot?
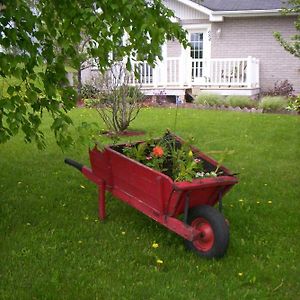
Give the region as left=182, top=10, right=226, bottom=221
left=190, top=33, right=203, bottom=79
left=190, top=33, right=203, bottom=59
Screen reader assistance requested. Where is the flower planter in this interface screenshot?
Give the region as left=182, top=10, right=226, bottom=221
left=65, top=133, right=238, bottom=258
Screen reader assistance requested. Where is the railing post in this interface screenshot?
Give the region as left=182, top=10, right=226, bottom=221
left=256, top=58, right=260, bottom=88
left=153, top=64, right=158, bottom=88
left=179, top=45, right=187, bottom=87
left=161, top=43, right=168, bottom=87
left=186, top=47, right=192, bottom=86
left=246, top=56, right=253, bottom=88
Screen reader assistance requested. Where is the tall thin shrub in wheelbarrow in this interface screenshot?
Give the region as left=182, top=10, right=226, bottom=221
left=85, top=62, right=145, bottom=133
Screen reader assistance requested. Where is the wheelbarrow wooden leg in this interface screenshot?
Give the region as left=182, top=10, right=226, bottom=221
left=98, top=181, right=106, bottom=220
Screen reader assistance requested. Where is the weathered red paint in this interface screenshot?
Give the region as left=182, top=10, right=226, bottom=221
left=191, top=217, right=215, bottom=251
left=78, top=134, right=238, bottom=242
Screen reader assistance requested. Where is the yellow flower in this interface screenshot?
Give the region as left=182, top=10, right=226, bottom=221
left=238, top=272, right=243, bottom=276
left=268, top=201, right=272, bottom=204
left=156, top=259, right=163, bottom=264
left=188, top=150, right=193, bottom=157
left=121, top=231, right=126, bottom=235
left=152, top=242, right=159, bottom=249
left=80, top=185, right=85, bottom=189
left=238, top=199, right=244, bottom=202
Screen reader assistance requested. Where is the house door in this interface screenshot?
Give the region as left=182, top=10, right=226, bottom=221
left=190, top=32, right=204, bottom=83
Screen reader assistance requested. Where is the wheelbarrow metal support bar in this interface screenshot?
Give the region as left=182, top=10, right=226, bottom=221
left=163, top=216, right=201, bottom=242
left=65, top=158, right=106, bottom=220
left=81, top=167, right=106, bottom=220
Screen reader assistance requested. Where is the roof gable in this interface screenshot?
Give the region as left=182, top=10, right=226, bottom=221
left=163, top=0, right=209, bottom=20
left=191, top=0, right=289, bottom=12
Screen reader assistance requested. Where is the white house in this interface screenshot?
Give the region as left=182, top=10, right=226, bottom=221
left=82, top=0, right=300, bottom=98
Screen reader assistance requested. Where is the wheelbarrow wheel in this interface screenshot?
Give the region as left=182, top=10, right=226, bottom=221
left=184, top=205, right=229, bottom=259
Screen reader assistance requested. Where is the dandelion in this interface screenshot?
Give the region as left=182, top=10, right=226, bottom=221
left=152, top=242, right=159, bottom=249
left=152, top=146, right=164, bottom=157
left=188, top=150, right=193, bottom=157
left=156, top=259, right=163, bottom=264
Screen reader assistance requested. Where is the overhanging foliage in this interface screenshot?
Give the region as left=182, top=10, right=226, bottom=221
left=0, top=0, right=187, bottom=148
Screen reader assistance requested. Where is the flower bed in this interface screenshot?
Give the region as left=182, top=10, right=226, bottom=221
left=116, top=131, right=222, bottom=182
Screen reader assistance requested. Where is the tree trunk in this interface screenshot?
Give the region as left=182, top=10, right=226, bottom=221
left=77, top=68, right=82, bottom=95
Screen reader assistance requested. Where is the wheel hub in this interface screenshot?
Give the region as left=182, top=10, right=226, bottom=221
left=192, top=217, right=215, bottom=252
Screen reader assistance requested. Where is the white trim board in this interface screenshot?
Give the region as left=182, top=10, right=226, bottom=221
left=168, top=1, right=284, bottom=22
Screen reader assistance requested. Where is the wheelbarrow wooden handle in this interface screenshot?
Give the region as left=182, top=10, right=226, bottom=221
left=64, top=158, right=83, bottom=172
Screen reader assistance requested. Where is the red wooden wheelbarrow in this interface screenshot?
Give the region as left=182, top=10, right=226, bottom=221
left=65, top=133, right=238, bottom=258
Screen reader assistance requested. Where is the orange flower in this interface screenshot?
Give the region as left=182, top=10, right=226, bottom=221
left=152, top=146, right=164, bottom=157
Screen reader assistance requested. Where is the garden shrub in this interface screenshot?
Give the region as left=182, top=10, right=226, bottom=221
left=258, top=96, right=289, bottom=112
left=264, top=80, right=295, bottom=97
left=85, top=84, right=144, bottom=132
left=80, top=84, right=100, bottom=99
left=195, top=93, right=225, bottom=107
left=225, top=95, right=257, bottom=108
left=287, top=95, right=300, bottom=113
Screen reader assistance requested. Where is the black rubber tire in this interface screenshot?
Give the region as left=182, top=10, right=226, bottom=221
left=184, top=205, right=229, bottom=259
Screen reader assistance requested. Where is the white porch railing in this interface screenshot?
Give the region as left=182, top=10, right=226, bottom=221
left=129, top=56, right=259, bottom=89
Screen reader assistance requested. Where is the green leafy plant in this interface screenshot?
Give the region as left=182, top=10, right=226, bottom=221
left=274, top=0, right=300, bottom=58
left=0, top=0, right=188, bottom=149
left=225, top=96, right=257, bottom=109
left=80, top=84, right=100, bottom=99
left=287, top=95, right=300, bottom=113
left=121, top=132, right=222, bottom=182
left=258, top=96, right=289, bottom=112
left=195, top=93, right=225, bottom=107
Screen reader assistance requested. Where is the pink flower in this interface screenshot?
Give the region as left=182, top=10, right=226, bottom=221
left=194, top=158, right=201, bottom=163
left=146, top=156, right=152, bottom=160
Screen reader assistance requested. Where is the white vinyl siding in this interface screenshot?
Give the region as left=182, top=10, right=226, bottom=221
left=163, top=0, right=209, bottom=20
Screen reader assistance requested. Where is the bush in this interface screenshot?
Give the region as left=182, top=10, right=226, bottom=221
left=225, top=96, right=257, bottom=108
left=85, top=84, right=144, bottom=132
left=264, top=80, right=295, bottom=97
left=80, top=84, right=100, bottom=99
left=195, top=93, right=225, bottom=107
left=258, top=96, right=289, bottom=112
left=287, top=95, right=300, bottom=113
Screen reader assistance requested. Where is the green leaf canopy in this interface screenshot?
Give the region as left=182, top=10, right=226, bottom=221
left=0, top=0, right=187, bottom=148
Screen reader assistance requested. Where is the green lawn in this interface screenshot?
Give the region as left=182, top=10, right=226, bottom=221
left=0, top=108, right=299, bottom=299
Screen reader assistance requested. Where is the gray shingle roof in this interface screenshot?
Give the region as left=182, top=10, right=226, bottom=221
left=191, top=0, right=289, bottom=11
